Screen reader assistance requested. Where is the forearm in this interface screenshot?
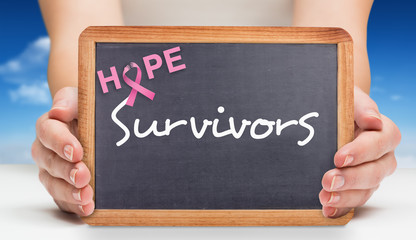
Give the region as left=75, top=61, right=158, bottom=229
left=47, top=47, right=78, bottom=96
left=293, top=0, right=373, bottom=94
left=353, top=44, right=371, bottom=94
left=39, top=0, right=124, bottom=97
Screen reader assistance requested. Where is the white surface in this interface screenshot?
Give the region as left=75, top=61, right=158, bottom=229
left=1, top=164, right=415, bottom=240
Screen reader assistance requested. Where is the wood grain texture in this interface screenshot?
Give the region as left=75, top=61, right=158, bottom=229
left=82, top=209, right=354, bottom=226
left=78, top=34, right=96, bottom=195
left=337, top=42, right=355, bottom=149
left=79, top=26, right=352, bottom=43
left=78, top=26, right=354, bottom=226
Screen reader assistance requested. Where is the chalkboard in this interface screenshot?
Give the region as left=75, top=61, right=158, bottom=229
left=79, top=26, right=354, bottom=226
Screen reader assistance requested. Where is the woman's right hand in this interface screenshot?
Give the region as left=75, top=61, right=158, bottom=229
left=31, top=87, right=94, bottom=216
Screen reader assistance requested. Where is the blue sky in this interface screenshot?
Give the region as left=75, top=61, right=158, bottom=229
left=367, top=1, right=416, bottom=167
left=0, top=1, right=415, bottom=166
left=0, top=1, right=50, bottom=163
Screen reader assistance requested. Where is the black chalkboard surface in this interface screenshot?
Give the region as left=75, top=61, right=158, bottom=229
left=95, top=42, right=336, bottom=209
left=79, top=26, right=354, bottom=226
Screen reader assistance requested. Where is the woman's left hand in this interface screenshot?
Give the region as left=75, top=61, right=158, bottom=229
left=320, top=86, right=401, bottom=218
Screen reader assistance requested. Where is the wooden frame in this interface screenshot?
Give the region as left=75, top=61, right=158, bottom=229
left=78, top=26, right=354, bottom=226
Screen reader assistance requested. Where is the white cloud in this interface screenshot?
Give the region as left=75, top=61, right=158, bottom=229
left=390, top=95, right=402, bottom=101
left=0, top=135, right=34, bottom=164
left=9, top=82, right=51, bottom=105
left=370, top=86, right=385, bottom=94
left=1, top=60, right=21, bottom=72
left=395, top=130, right=416, bottom=168
left=33, top=37, right=50, bottom=52
left=0, top=36, right=50, bottom=80
left=396, top=155, right=416, bottom=168
left=0, top=36, right=51, bottom=105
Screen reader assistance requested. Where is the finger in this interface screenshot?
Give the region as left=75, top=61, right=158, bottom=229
left=54, top=199, right=95, bottom=216
left=36, top=115, right=83, bottom=162
left=32, top=139, right=90, bottom=188
left=323, top=152, right=397, bottom=191
left=79, top=201, right=95, bottom=216
left=354, top=86, right=383, bottom=131
left=53, top=199, right=73, bottom=213
left=38, top=169, right=93, bottom=205
left=319, top=186, right=379, bottom=208
left=334, top=116, right=401, bottom=167
left=322, top=206, right=352, bottom=219
left=48, top=87, right=78, bottom=123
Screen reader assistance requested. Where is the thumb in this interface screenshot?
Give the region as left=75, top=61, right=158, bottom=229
left=354, top=86, right=383, bottom=131
left=48, top=87, right=79, bottom=122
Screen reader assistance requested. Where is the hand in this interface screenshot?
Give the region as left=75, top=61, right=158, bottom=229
left=319, top=86, right=401, bottom=218
left=32, top=87, right=94, bottom=216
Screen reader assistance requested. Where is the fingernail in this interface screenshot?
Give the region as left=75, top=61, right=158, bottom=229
left=342, top=155, right=354, bottom=167
left=329, top=207, right=338, bottom=217
left=73, top=189, right=82, bottom=201
left=367, top=110, right=381, bottom=120
left=70, top=168, right=78, bottom=185
left=330, top=175, right=345, bottom=190
left=64, top=145, right=73, bottom=161
left=79, top=205, right=85, bottom=214
left=328, top=192, right=340, bottom=204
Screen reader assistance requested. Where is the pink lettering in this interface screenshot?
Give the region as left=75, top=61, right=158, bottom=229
left=163, top=46, right=186, bottom=73
left=143, top=54, right=163, bottom=79
left=97, top=66, right=121, bottom=93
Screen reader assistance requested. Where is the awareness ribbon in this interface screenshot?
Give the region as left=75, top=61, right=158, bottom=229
left=122, top=62, right=155, bottom=107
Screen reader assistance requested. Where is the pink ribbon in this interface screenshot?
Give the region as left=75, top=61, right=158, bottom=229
left=123, top=62, right=155, bottom=107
